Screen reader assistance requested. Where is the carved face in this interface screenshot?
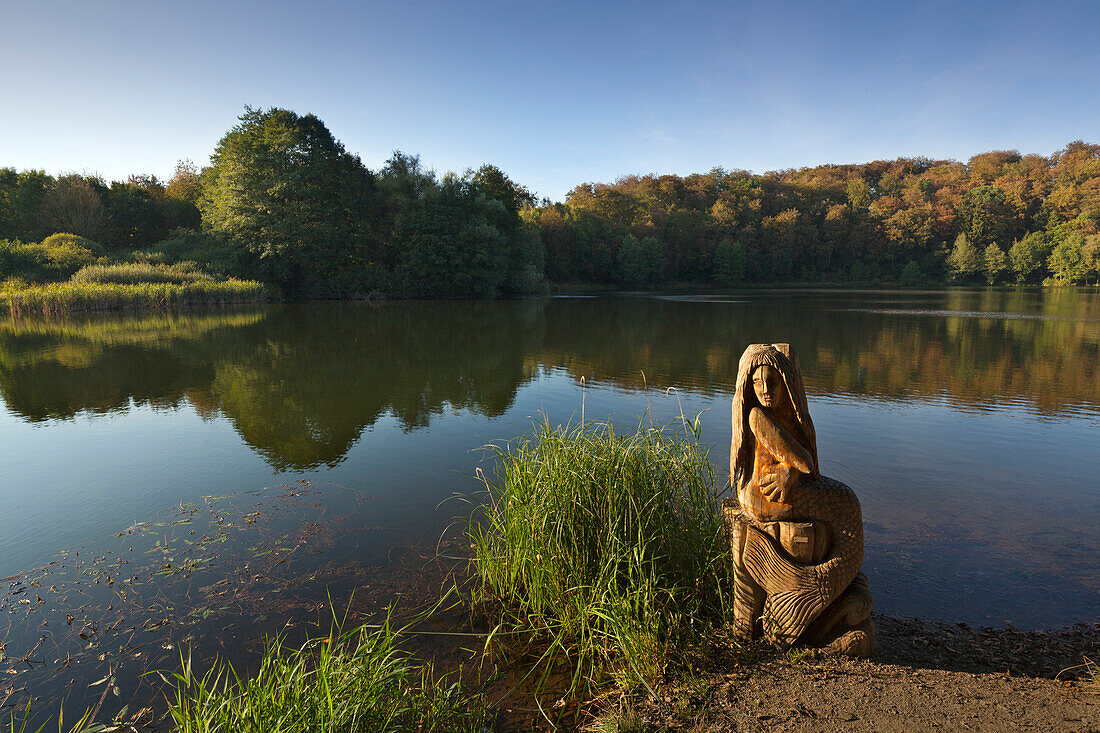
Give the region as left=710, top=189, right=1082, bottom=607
left=752, top=364, right=784, bottom=408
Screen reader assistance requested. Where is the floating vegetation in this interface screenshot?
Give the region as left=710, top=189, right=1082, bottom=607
left=0, top=481, right=389, bottom=729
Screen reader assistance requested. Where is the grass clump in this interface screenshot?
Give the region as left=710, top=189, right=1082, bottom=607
left=0, top=279, right=266, bottom=317
left=165, top=619, right=488, bottom=733
left=469, top=418, right=730, bottom=694
left=70, top=261, right=213, bottom=285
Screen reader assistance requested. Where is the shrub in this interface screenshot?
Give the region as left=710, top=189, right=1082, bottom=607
left=39, top=232, right=102, bottom=257
left=155, top=229, right=255, bottom=279
left=0, top=239, right=36, bottom=279
left=0, top=233, right=100, bottom=282
left=469, top=418, right=729, bottom=693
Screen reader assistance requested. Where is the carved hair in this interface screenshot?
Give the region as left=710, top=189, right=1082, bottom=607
left=730, top=343, right=818, bottom=490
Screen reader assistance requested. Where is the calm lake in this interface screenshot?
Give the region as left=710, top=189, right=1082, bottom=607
left=2, top=288, right=1099, bottom=717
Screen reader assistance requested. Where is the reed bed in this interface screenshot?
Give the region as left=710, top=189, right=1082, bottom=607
left=0, top=308, right=265, bottom=345
left=0, top=279, right=266, bottom=317
left=469, top=418, right=731, bottom=695
left=163, top=620, right=487, bottom=733
left=70, top=261, right=214, bottom=285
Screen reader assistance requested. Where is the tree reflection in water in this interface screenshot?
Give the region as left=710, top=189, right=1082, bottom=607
left=1, top=288, right=1097, bottom=472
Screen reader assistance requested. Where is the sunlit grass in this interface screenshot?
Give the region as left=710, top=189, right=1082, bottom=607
left=0, top=279, right=266, bottom=316
left=468, top=417, right=731, bottom=695
left=164, top=617, right=488, bottom=733
left=70, top=261, right=214, bottom=285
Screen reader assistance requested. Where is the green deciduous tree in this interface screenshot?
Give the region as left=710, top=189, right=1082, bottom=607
left=616, top=234, right=665, bottom=287
left=200, top=107, right=376, bottom=293
left=1047, top=232, right=1090, bottom=284
left=899, top=260, right=921, bottom=284
left=103, top=181, right=166, bottom=249
left=38, top=174, right=105, bottom=241
left=713, top=238, right=747, bottom=284
left=947, top=233, right=982, bottom=282
left=983, top=244, right=1007, bottom=284
left=166, top=160, right=202, bottom=203
left=0, top=169, right=53, bottom=241
left=1008, top=232, right=1049, bottom=283
left=846, top=178, right=871, bottom=212
left=959, top=186, right=1016, bottom=249
left=1084, top=235, right=1100, bottom=285
left=470, top=164, right=535, bottom=215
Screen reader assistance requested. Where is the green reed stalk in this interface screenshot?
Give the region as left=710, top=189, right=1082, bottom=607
left=70, top=262, right=214, bottom=285
left=165, top=615, right=486, bottom=733
left=0, top=280, right=266, bottom=317
left=469, top=418, right=731, bottom=695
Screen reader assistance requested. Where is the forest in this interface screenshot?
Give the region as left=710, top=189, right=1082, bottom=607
left=2, top=107, right=1098, bottom=303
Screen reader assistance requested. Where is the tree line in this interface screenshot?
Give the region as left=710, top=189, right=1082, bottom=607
left=532, top=144, right=1100, bottom=286
left=2, top=107, right=1098, bottom=297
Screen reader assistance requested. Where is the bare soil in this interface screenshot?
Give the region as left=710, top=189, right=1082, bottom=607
left=581, top=615, right=1100, bottom=733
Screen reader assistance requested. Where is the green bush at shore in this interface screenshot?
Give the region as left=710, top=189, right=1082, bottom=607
left=469, top=419, right=730, bottom=693
left=0, top=233, right=101, bottom=282
left=0, top=279, right=265, bottom=317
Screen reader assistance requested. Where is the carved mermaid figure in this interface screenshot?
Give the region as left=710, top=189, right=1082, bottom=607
left=724, top=343, right=874, bottom=657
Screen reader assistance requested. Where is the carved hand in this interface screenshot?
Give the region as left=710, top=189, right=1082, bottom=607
left=758, top=463, right=792, bottom=503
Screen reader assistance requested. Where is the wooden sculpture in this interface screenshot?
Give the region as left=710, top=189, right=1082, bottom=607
left=724, top=343, right=874, bottom=657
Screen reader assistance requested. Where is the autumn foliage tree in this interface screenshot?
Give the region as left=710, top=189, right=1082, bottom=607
left=527, top=140, right=1099, bottom=287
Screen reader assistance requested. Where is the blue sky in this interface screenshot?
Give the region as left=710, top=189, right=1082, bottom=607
left=1, top=0, right=1097, bottom=201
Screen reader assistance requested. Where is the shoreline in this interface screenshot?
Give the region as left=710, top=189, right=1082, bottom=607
left=3, top=282, right=1098, bottom=320
left=2, top=525, right=1096, bottom=730
left=576, top=614, right=1099, bottom=732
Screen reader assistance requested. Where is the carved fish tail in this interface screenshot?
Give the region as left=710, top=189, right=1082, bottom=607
left=741, top=477, right=863, bottom=643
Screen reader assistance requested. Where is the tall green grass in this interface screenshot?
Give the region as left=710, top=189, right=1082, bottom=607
left=164, top=619, right=487, bottom=733
left=70, top=261, right=213, bottom=285
left=0, top=279, right=266, bottom=316
left=469, top=418, right=730, bottom=694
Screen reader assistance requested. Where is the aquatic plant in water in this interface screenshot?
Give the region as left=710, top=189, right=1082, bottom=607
left=469, top=417, right=731, bottom=695
left=163, top=611, right=488, bottom=733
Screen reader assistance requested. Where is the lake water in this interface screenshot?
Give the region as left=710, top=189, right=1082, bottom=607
left=1, top=288, right=1098, bottom=719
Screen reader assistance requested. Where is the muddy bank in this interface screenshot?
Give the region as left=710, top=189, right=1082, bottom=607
left=579, top=614, right=1099, bottom=733
left=873, top=615, right=1099, bottom=679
